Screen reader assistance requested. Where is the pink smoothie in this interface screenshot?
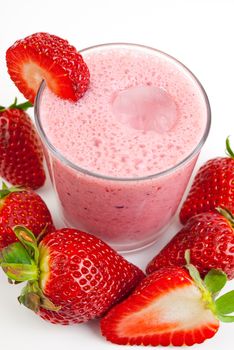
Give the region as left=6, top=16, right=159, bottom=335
left=37, top=44, right=210, bottom=251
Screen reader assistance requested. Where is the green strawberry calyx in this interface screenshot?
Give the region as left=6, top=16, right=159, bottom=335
left=226, top=136, right=234, bottom=159
left=0, top=182, right=25, bottom=202
left=216, top=207, right=234, bottom=229
left=0, top=182, right=26, bottom=210
left=185, top=250, right=234, bottom=322
left=0, top=97, right=33, bottom=112
left=0, top=226, right=60, bottom=313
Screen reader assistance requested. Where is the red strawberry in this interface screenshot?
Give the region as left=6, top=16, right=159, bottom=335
left=0, top=227, right=144, bottom=325
left=146, top=209, right=234, bottom=279
left=180, top=138, right=234, bottom=224
left=6, top=32, right=90, bottom=103
left=0, top=183, right=55, bottom=250
left=0, top=99, right=45, bottom=189
left=101, top=261, right=234, bottom=346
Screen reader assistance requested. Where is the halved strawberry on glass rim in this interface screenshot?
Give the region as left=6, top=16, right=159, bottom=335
left=6, top=32, right=90, bottom=103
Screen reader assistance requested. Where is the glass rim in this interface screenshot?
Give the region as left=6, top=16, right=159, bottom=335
left=34, top=42, right=211, bottom=182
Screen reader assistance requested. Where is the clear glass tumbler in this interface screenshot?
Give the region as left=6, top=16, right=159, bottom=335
left=35, top=43, right=211, bottom=252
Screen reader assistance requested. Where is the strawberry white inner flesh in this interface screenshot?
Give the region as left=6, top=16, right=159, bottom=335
left=39, top=243, right=50, bottom=290
left=22, top=61, right=47, bottom=92
left=117, top=284, right=218, bottom=336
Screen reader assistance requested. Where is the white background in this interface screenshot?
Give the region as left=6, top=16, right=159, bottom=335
left=1, top=0, right=234, bottom=349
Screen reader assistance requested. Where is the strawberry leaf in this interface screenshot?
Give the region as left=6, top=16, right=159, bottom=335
left=215, top=291, right=234, bottom=315
left=0, top=182, right=25, bottom=199
left=15, top=101, right=33, bottom=111
left=19, top=291, right=41, bottom=312
left=217, top=314, right=234, bottom=323
left=216, top=207, right=234, bottom=228
left=0, top=242, right=38, bottom=282
left=0, top=189, right=11, bottom=199
left=0, top=99, right=32, bottom=112
left=18, top=280, right=61, bottom=313
left=8, top=97, right=33, bottom=111
left=2, top=182, right=8, bottom=190
left=204, top=269, right=227, bottom=294
left=0, top=242, right=32, bottom=265
left=1, top=263, right=38, bottom=282
left=13, top=226, right=39, bottom=264
left=185, top=250, right=206, bottom=291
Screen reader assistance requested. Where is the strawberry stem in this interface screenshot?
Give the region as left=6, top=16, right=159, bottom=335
left=225, top=136, right=234, bottom=158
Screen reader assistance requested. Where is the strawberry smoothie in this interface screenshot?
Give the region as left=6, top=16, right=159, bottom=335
left=36, top=44, right=210, bottom=252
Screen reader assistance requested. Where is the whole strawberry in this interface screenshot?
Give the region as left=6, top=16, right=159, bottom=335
left=101, top=259, right=234, bottom=346
left=180, top=137, right=234, bottom=224
left=146, top=208, right=234, bottom=279
left=0, top=227, right=144, bottom=325
left=6, top=32, right=90, bottom=103
left=0, top=182, right=54, bottom=250
left=0, top=99, right=45, bottom=189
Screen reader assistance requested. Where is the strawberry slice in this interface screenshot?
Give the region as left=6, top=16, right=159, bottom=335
left=101, top=256, right=234, bottom=346
left=6, top=32, right=90, bottom=103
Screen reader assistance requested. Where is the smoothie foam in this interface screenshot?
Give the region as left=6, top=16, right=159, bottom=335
left=40, top=45, right=206, bottom=178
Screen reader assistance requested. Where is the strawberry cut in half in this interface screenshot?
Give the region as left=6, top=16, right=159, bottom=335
left=101, top=252, right=234, bottom=346
left=6, top=32, right=90, bottom=103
